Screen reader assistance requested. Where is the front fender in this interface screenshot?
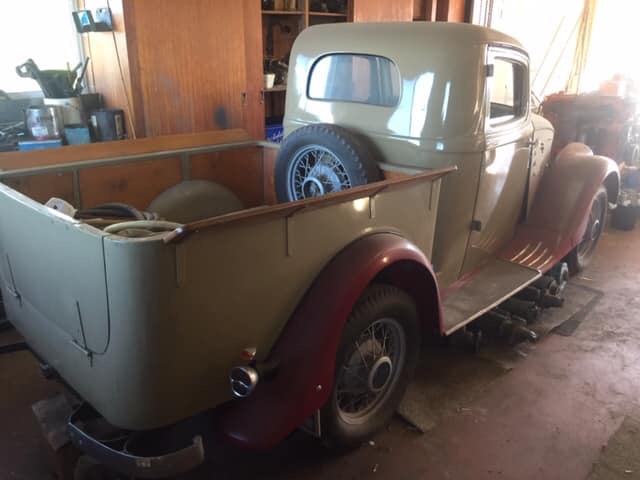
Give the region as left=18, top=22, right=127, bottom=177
left=530, top=143, right=619, bottom=243
left=219, top=232, right=440, bottom=449
left=503, top=142, right=619, bottom=271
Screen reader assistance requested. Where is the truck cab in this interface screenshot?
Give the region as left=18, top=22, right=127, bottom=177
left=281, top=22, right=558, bottom=287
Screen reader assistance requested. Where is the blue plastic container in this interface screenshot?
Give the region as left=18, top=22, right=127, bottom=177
left=65, top=127, right=92, bottom=145
left=18, top=139, right=63, bottom=151
left=265, top=124, right=284, bottom=143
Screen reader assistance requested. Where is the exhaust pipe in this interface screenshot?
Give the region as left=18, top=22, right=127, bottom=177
left=230, top=366, right=259, bottom=398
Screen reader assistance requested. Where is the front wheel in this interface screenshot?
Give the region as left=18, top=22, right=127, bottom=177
left=321, top=285, right=421, bottom=450
left=567, top=185, right=608, bottom=274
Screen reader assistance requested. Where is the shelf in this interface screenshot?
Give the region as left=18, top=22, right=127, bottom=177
left=262, top=10, right=304, bottom=15
left=264, top=85, right=287, bottom=93
left=309, top=11, right=347, bottom=17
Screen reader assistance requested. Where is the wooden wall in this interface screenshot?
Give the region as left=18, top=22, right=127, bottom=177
left=413, top=0, right=468, bottom=21
left=81, top=0, right=469, bottom=141
left=83, top=0, right=264, bottom=140
left=437, top=0, right=468, bottom=22
left=0, top=130, right=277, bottom=210
left=352, top=0, right=414, bottom=22
left=81, top=0, right=142, bottom=137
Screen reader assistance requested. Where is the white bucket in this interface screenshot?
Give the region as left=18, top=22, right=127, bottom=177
left=44, top=97, right=84, bottom=125
left=264, top=73, right=276, bottom=90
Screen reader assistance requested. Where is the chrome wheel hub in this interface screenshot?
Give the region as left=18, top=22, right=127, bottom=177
left=287, top=145, right=352, bottom=200
left=590, top=219, right=601, bottom=242
left=335, top=318, right=406, bottom=424
left=368, top=356, right=393, bottom=392
left=578, top=193, right=605, bottom=260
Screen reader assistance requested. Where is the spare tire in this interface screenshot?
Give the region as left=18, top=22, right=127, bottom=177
left=275, top=124, right=381, bottom=202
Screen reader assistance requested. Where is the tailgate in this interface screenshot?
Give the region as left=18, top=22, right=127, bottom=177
left=0, top=186, right=109, bottom=353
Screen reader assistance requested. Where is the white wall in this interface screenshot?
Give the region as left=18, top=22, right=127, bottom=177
left=0, top=1, right=81, bottom=93
left=582, top=0, right=640, bottom=93
left=488, top=0, right=584, bottom=99
left=485, top=0, right=640, bottom=96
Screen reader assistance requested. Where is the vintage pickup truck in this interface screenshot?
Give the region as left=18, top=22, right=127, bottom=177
left=0, top=22, right=618, bottom=478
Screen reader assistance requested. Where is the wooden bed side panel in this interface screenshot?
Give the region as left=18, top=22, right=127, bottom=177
left=2, top=173, right=75, bottom=205
left=0, top=130, right=251, bottom=171
left=79, top=158, right=182, bottom=209
left=262, top=146, right=278, bottom=205
left=190, top=147, right=265, bottom=208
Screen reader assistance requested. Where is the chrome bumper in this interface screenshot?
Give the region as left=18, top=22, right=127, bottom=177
left=68, top=404, right=205, bottom=479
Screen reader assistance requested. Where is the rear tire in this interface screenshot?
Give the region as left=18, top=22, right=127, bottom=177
left=321, top=284, right=420, bottom=450
left=567, top=185, right=608, bottom=274
left=275, top=124, right=381, bottom=202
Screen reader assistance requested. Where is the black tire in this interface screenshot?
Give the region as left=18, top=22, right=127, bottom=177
left=567, top=185, right=608, bottom=274
left=321, top=284, right=420, bottom=450
left=275, top=124, right=381, bottom=202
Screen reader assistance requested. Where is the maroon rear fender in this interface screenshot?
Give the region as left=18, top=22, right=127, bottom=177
left=502, top=142, right=619, bottom=271
left=219, top=233, right=440, bottom=449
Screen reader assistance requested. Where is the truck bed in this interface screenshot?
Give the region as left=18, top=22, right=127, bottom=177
left=0, top=130, right=450, bottom=430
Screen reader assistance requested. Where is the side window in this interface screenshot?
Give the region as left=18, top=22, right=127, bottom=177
left=488, top=57, right=527, bottom=123
left=308, top=54, right=400, bottom=107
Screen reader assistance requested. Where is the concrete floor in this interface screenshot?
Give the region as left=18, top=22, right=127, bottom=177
left=2, top=226, right=640, bottom=480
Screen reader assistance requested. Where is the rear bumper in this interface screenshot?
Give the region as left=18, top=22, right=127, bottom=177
left=68, top=404, right=205, bottom=479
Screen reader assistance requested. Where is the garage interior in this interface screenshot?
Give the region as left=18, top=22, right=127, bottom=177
left=1, top=1, right=640, bottom=479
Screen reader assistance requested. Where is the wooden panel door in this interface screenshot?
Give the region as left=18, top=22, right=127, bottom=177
left=126, top=0, right=250, bottom=137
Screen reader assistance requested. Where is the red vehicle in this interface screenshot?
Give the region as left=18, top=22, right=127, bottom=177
left=541, top=92, right=640, bottom=164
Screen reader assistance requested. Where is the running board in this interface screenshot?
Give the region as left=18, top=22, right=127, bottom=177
left=441, top=258, right=541, bottom=335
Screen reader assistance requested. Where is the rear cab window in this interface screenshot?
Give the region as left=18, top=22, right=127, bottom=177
left=308, top=53, right=401, bottom=107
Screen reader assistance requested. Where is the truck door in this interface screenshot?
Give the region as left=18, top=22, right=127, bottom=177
left=461, top=47, right=533, bottom=274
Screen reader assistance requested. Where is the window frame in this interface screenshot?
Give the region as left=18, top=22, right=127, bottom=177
left=306, top=53, right=402, bottom=108
left=485, top=46, right=530, bottom=130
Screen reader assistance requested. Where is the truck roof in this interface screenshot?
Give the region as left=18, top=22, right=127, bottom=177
left=295, top=21, right=524, bottom=55
left=287, top=22, right=527, bottom=152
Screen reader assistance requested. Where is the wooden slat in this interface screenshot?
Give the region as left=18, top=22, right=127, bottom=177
left=189, top=147, right=265, bottom=208
left=383, top=169, right=411, bottom=181
left=2, top=173, right=75, bottom=205
left=79, top=158, right=182, bottom=209
left=0, top=130, right=250, bottom=171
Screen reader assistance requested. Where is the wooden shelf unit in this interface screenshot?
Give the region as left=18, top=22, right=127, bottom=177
left=264, top=84, right=288, bottom=93
left=261, top=0, right=351, bottom=122
left=261, top=10, right=305, bottom=15
left=309, top=11, right=348, bottom=17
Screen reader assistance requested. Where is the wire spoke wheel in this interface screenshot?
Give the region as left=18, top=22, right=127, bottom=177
left=568, top=185, right=608, bottom=274
left=335, top=318, right=406, bottom=424
left=286, top=145, right=352, bottom=200
left=576, top=190, right=605, bottom=262
left=275, top=124, right=381, bottom=202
